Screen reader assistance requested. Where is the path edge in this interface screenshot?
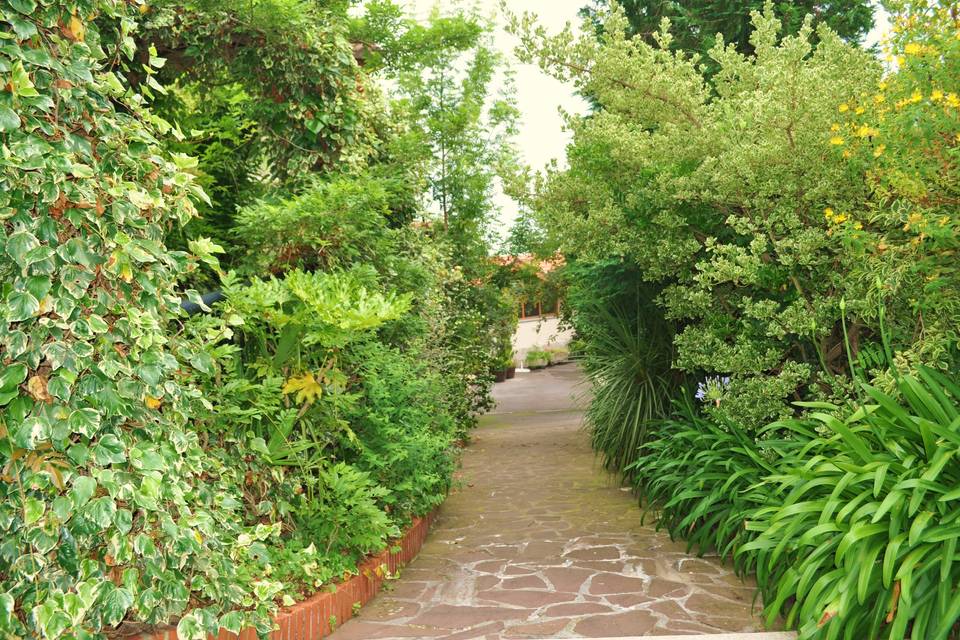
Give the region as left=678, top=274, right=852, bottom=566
left=134, top=510, right=438, bottom=640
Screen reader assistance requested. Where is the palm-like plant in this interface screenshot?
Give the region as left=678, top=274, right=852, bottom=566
left=577, top=289, right=678, bottom=474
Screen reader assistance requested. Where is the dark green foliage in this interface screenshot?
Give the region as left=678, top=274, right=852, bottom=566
left=562, top=261, right=680, bottom=474
left=156, top=84, right=262, bottom=256
left=342, top=341, right=459, bottom=517
left=140, top=0, right=367, bottom=179
left=233, top=174, right=396, bottom=275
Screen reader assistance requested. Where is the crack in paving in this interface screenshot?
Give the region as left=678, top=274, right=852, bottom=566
left=328, top=365, right=773, bottom=639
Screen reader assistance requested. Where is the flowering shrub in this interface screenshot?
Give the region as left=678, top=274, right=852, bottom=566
left=512, top=0, right=958, bottom=429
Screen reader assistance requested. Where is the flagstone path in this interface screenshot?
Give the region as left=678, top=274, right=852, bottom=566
left=329, top=364, right=771, bottom=639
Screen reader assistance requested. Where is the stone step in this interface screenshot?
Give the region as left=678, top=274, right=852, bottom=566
left=554, top=634, right=797, bottom=640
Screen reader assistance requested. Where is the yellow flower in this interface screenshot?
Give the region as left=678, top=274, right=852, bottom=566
left=931, top=89, right=944, bottom=102
left=830, top=136, right=845, bottom=146
left=856, top=125, right=873, bottom=138
left=873, top=144, right=886, bottom=157
left=896, top=55, right=905, bottom=67
left=824, top=207, right=835, bottom=220
left=835, top=213, right=848, bottom=224
left=838, top=103, right=849, bottom=113
left=853, top=222, right=863, bottom=230
left=904, top=43, right=922, bottom=55
left=910, top=89, right=923, bottom=103
left=879, top=81, right=888, bottom=90
left=947, top=93, right=960, bottom=108
left=842, top=149, right=852, bottom=158
left=874, top=94, right=886, bottom=104
left=145, top=395, right=162, bottom=409
left=831, top=123, right=841, bottom=132
left=855, top=106, right=865, bottom=115
left=282, top=372, right=324, bottom=405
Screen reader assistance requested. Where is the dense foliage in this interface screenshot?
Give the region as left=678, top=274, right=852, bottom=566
left=632, top=368, right=960, bottom=640
left=0, top=1, right=515, bottom=638
left=513, top=0, right=958, bottom=431
left=579, top=0, right=875, bottom=76
left=514, top=0, right=960, bottom=636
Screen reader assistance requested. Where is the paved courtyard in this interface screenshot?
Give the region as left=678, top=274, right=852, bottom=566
left=329, top=364, right=771, bottom=639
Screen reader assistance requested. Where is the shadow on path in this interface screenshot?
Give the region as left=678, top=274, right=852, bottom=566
left=329, top=364, right=768, bottom=639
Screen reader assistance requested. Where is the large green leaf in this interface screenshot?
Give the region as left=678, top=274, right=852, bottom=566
left=0, top=106, right=20, bottom=132
left=99, top=585, right=133, bottom=626
left=6, top=291, right=40, bottom=322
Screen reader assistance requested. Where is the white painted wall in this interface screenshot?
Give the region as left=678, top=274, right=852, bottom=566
left=512, top=316, right=574, bottom=358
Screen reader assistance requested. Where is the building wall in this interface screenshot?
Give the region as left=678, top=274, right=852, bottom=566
left=512, top=315, right=574, bottom=359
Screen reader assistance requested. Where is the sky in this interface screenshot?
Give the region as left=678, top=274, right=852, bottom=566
left=399, top=0, right=891, bottom=243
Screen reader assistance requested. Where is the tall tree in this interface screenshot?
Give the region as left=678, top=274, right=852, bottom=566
left=391, top=9, right=519, bottom=267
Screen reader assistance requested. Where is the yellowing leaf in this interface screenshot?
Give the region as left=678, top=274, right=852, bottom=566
left=68, top=15, right=85, bottom=41
left=27, top=376, right=51, bottom=403
left=282, top=373, right=323, bottom=405
left=145, top=396, right=162, bottom=409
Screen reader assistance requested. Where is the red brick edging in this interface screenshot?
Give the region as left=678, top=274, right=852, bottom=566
left=135, top=511, right=437, bottom=640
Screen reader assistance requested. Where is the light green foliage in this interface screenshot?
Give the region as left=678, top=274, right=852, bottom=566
left=510, top=1, right=958, bottom=428
left=392, top=8, right=519, bottom=249
left=742, top=368, right=960, bottom=639
left=579, top=0, right=875, bottom=78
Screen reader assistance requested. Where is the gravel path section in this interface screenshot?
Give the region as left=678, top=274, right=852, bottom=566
left=329, top=364, right=770, bottom=639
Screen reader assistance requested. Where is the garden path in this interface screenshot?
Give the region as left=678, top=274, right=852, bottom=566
left=328, top=364, right=773, bottom=639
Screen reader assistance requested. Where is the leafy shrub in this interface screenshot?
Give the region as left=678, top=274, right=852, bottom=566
left=341, top=341, right=459, bottom=517
left=295, top=463, right=399, bottom=560
left=545, top=346, right=569, bottom=364
left=525, top=348, right=550, bottom=368
left=233, top=175, right=397, bottom=276
left=513, top=1, right=958, bottom=428
left=632, top=367, right=960, bottom=639
left=0, top=3, right=283, bottom=639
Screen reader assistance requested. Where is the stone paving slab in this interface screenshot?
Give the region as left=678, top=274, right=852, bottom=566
left=572, top=635, right=795, bottom=640
left=328, top=365, right=774, bottom=639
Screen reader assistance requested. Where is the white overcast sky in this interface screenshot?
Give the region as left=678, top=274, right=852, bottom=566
left=398, top=1, right=891, bottom=243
